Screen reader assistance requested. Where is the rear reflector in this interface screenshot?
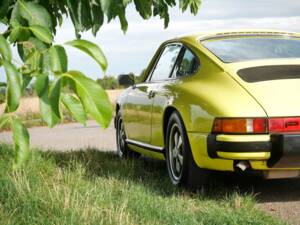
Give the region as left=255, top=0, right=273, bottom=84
left=213, top=117, right=300, bottom=134
left=269, top=117, right=300, bottom=132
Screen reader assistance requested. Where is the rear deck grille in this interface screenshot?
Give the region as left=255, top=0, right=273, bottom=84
left=237, top=65, right=300, bottom=82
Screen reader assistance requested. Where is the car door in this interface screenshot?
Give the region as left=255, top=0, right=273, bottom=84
left=151, top=46, right=200, bottom=147
left=123, top=44, right=182, bottom=145
left=123, top=82, right=156, bottom=144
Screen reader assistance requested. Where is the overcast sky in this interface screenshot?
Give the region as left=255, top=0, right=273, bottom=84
left=2, top=0, right=300, bottom=80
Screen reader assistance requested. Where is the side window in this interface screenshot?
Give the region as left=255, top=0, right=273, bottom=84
left=150, top=44, right=181, bottom=81
left=175, top=48, right=199, bottom=78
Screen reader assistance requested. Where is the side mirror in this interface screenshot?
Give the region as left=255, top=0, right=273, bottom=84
left=118, top=74, right=135, bottom=87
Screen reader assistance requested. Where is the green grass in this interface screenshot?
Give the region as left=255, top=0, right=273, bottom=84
left=0, top=144, right=286, bottom=225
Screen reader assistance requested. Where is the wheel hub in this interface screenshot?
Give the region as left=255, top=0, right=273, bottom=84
left=168, top=124, right=184, bottom=181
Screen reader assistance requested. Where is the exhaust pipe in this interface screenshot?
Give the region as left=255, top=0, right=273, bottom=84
left=234, top=161, right=250, bottom=172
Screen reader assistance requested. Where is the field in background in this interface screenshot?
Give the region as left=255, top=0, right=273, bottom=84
left=0, top=144, right=285, bottom=225
left=0, top=90, right=123, bottom=116
left=0, top=90, right=123, bottom=130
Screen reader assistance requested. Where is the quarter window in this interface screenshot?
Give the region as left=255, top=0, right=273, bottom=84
left=175, top=48, right=199, bottom=77
left=150, top=44, right=181, bottom=81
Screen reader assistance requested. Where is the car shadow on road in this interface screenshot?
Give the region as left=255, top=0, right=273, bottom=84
left=42, top=148, right=300, bottom=203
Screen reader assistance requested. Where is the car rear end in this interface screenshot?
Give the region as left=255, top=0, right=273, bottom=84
left=201, top=31, right=300, bottom=178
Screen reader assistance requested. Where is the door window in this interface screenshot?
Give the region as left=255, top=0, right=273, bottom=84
left=150, top=44, right=181, bottom=81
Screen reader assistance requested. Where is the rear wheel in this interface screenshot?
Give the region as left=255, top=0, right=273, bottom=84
left=116, top=111, right=140, bottom=158
left=166, top=112, right=210, bottom=189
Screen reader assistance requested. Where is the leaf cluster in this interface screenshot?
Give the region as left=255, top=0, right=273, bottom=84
left=0, top=0, right=114, bottom=167
left=1, top=0, right=201, bottom=37
left=0, top=0, right=201, bottom=167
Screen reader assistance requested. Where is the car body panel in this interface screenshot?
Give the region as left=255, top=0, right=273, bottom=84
left=223, top=59, right=300, bottom=117
left=217, top=152, right=270, bottom=160
left=124, top=51, right=268, bottom=147
left=116, top=30, right=300, bottom=174
left=187, top=132, right=234, bottom=171
left=123, top=83, right=157, bottom=144
left=127, top=144, right=165, bottom=160
left=216, top=134, right=270, bottom=142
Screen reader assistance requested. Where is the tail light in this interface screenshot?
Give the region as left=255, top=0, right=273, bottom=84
left=212, top=118, right=267, bottom=134
left=213, top=117, right=300, bottom=134
left=269, top=117, right=300, bottom=132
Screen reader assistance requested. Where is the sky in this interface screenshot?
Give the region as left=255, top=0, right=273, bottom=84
left=1, top=0, right=300, bottom=80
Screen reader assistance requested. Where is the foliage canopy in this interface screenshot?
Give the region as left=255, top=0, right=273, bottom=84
left=0, top=0, right=201, bottom=167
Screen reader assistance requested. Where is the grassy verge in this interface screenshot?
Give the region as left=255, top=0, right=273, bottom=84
left=0, top=144, right=286, bottom=225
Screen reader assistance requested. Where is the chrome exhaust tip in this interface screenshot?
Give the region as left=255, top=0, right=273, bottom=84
left=234, top=161, right=250, bottom=172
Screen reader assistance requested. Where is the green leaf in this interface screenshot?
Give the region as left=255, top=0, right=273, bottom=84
left=27, top=37, right=48, bottom=51
left=63, top=71, right=112, bottom=128
left=179, top=0, right=201, bottom=15
left=21, top=74, right=32, bottom=94
left=134, top=0, right=152, bottom=19
left=118, top=12, right=128, bottom=32
left=66, top=0, right=95, bottom=37
left=11, top=117, right=30, bottom=168
left=18, top=38, right=47, bottom=73
left=153, top=0, right=172, bottom=28
left=35, top=74, right=60, bottom=127
left=65, top=39, right=107, bottom=72
left=90, top=1, right=104, bottom=36
left=37, top=75, right=60, bottom=127
left=35, top=73, right=48, bottom=97
left=49, top=45, right=68, bottom=73
left=0, top=0, right=13, bottom=20
left=23, top=50, right=42, bottom=74
left=49, top=77, right=61, bottom=119
left=0, top=35, right=12, bottom=61
left=61, top=93, right=87, bottom=125
left=0, top=114, right=10, bottom=129
left=29, top=25, right=53, bottom=44
left=18, top=37, right=47, bottom=62
left=41, top=50, right=51, bottom=74
left=100, top=0, right=128, bottom=31
left=9, top=20, right=31, bottom=43
left=2, top=60, right=22, bottom=112
left=18, top=0, right=52, bottom=31
left=8, top=19, right=31, bottom=43
left=10, top=2, right=27, bottom=26
left=9, top=26, right=21, bottom=43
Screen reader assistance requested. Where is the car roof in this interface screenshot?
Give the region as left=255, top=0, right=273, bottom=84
left=176, top=29, right=300, bottom=42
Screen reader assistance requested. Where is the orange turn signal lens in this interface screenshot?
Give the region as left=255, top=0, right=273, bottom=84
left=212, top=118, right=267, bottom=134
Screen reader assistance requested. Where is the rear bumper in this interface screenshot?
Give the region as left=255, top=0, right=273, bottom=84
left=208, top=133, right=300, bottom=168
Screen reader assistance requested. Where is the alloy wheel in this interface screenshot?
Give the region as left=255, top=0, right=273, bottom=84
left=117, top=117, right=126, bottom=157
left=168, top=123, right=184, bottom=182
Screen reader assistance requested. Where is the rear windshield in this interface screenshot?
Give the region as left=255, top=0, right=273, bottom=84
left=202, top=36, right=300, bottom=63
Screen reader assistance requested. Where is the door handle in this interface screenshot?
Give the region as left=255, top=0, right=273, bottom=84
left=147, top=90, right=156, bottom=98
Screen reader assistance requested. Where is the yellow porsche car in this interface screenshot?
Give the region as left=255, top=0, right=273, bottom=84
left=115, top=30, right=300, bottom=188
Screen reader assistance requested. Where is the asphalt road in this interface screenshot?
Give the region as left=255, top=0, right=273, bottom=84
left=0, top=121, right=300, bottom=224
left=0, top=120, right=116, bottom=151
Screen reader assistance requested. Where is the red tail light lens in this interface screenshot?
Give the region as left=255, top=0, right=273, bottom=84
left=269, top=117, right=300, bottom=133
left=212, top=118, right=267, bottom=134
left=213, top=117, right=300, bottom=134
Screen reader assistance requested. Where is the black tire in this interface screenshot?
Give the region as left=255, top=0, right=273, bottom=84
left=165, top=111, right=210, bottom=189
left=116, top=111, right=140, bottom=158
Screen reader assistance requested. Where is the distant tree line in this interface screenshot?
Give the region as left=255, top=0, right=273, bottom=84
left=0, top=71, right=145, bottom=104
left=96, top=71, right=145, bottom=90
